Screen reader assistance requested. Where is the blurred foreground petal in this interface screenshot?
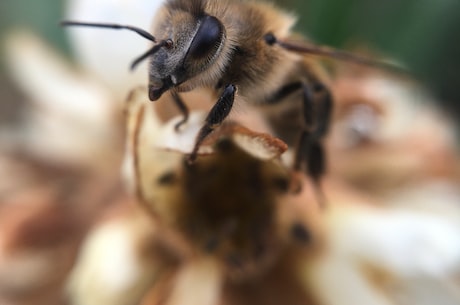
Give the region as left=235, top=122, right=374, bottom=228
left=4, top=31, right=122, bottom=170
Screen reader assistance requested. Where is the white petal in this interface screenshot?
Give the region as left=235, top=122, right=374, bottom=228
left=306, top=253, right=393, bottom=305
left=168, top=257, right=222, bottom=305
left=327, top=202, right=460, bottom=278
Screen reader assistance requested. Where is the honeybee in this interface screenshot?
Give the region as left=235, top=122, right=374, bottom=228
left=62, top=0, right=399, bottom=193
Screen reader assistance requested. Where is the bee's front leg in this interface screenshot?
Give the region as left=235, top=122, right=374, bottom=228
left=170, top=91, right=190, bottom=131
left=187, top=84, right=236, bottom=163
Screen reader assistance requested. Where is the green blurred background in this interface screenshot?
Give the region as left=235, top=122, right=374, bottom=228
left=289, top=0, right=460, bottom=118
left=0, top=0, right=459, bottom=119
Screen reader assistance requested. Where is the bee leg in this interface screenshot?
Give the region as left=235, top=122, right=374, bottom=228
left=290, top=83, right=314, bottom=192
left=170, top=91, right=190, bottom=131
left=296, top=131, right=327, bottom=208
left=187, top=84, right=236, bottom=163
left=311, top=82, right=333, bottom=139
left=294, top=83, right=332, bottom=208
left=291, top=222, right=311, bottom=244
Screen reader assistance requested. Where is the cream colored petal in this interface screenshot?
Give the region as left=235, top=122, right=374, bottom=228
left=328, top=204, right=460, bottom=278
left=167, top=257, right=222, bottom=305
left=387, top=277, right=460, bottom=305
left=306, top=252, right=393, bottom=305
left=303, top=198, right=460, bottom=305
left=67, top=211, right=161, bottom=305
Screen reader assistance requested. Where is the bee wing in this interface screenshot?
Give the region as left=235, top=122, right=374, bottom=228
left=276, top=37, right=407, bottom=73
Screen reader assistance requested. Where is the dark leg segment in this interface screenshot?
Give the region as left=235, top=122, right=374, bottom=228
left=293, top=130, right=310, bottom=172
left=297, top=83, right=332, bottom=208
left=311, top=83, right=333, bottom=138
left=306, top=140, right=325, bottom=183
left=170, top=91, right=190, bottom=131
left=272, top=80, right=332, bottom=207
left=187, top=84, right=236, bottom=163
left=264, top=32, right=333, bottom=196
left=301, top=83, right=315, bottom=130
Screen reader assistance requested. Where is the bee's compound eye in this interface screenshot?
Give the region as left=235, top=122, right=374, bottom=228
left=188, top=15, right=223, bottom=59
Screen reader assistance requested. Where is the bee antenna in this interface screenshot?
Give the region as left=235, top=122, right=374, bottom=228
left=60, top=21, right=157, bottom=43
left=130, top=40, right=171, bottom=71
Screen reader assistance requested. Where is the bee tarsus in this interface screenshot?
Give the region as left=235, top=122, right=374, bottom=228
left=187, top=84, right=236, bottom=163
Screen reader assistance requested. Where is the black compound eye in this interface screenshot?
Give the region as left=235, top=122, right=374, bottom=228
left=188, top=15, right=223, bottom=59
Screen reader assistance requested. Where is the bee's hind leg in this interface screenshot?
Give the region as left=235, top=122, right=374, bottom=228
left=293, top=82, right=333, bottom=208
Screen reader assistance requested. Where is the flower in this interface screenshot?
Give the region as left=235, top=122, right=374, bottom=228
left=1, top=1, right=460, bottom=305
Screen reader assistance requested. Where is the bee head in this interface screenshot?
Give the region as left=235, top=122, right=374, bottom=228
left=148, top=7, right=226, bottom=101
left=60, top=0, right=228, bottom=102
